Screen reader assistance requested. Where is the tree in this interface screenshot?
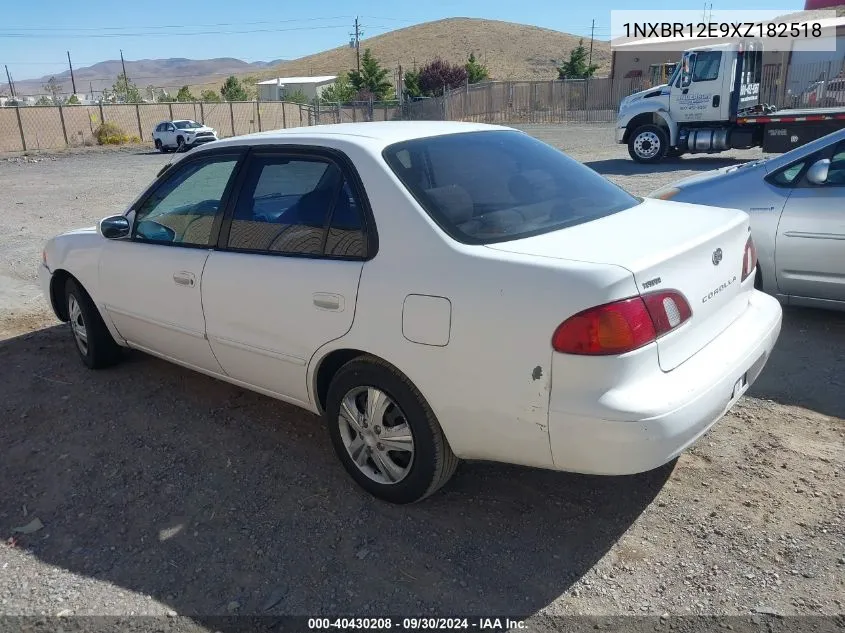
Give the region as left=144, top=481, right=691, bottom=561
left=286, top=89, right=308, bottom=104
left=320, top=74, right=357, bottom=104
left=111, top=72, right=142, bottom=103
left=176, top=86, right=196, bottom=102
left=200, top=89, right=221, bottom=103
left=402, top=69, right=422, bottom=99
left=418, top=57, right=467, bottom=97
left=220, top=75, right=249, bottom=101
left=240, top=75, right=258, bottom=100
left=42, top=76, right=63, bottom=104
left=66, top=94, right=80, bottom=105
left=557, top=39, right=599, bottom=79
left=35, top=96, right=53, bottom=106
left=465, top=53, right=489, bottom=84
left=348, top=49, right=394, bottom=100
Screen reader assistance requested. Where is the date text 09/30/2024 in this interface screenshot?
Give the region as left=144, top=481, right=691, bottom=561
left=307, top=618, right=527, bottom=630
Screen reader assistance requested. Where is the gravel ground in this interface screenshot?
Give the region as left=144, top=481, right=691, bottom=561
left=0, top=126, right=842, bottom=630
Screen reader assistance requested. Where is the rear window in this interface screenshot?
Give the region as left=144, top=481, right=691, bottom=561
left=382, top=130, right=640, bottom=244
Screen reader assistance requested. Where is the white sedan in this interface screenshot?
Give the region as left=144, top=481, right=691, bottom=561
left=39, top=121, right=783, bottom=504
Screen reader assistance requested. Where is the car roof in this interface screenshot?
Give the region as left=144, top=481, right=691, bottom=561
left=204, top=121, right=517, bottom=151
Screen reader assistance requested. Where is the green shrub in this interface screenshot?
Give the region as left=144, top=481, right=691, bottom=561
left=94, top=122, right=131, bottom=145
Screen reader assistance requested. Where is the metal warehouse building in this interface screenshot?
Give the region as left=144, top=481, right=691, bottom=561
left=256, top=76, right=337, bottom=102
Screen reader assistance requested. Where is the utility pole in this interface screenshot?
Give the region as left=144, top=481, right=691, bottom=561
left=67, top=51, right=77, bottom=95
left=120, top=49, right=128, bottom=82
left=350, top=17, right=363, bottom=72
left=4, top=65, right=15, bottom=97
left=588, top=19, right=595, bottom=70
left=398, top=63, right=403, bottom=106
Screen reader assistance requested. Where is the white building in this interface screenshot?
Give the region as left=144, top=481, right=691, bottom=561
left=256, top=76, right=337, bottom=102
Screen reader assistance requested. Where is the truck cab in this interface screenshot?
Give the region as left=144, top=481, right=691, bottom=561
left=617, top=41, right=764, bottom=162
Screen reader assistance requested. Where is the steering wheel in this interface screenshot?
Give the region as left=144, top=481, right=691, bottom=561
left=135, top=220, right=176, bottom=242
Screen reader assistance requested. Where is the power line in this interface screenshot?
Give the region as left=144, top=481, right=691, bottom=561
left=0, top=23, right=353, bottom=39
left=1, top=16, right=354, bottom=32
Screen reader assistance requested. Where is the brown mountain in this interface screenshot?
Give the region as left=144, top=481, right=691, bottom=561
left=191, top=17, right=612, bottom=92
left=11, top=58, right=286, bottom=96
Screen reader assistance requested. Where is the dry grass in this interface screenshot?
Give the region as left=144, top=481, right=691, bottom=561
left=191, top=18, right=612, bottom=94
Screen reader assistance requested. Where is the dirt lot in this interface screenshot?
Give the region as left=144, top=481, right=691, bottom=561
left=0, top=126, right=842, bottom=629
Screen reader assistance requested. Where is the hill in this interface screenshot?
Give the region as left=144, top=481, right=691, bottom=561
left=192, top=17, right=612, bottom=93
left=13, top=57, right=285, bottom=96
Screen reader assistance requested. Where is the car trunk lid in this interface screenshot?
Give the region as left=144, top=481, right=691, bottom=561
left=485, top=198, right=754, bottom=371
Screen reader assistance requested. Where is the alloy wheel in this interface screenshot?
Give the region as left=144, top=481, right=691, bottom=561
left=337, top=386, right=415, bottom=485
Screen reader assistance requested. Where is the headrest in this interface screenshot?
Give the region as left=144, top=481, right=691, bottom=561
left=508, top=169, right=557, bottom=204
left=424, top=185, right=474, bottom=224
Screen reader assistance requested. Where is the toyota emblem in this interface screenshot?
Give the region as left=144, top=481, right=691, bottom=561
left=712, top=248, right=723, bottom=266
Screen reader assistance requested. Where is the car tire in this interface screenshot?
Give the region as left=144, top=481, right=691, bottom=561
left=154, top=138, right=164, bottom=152
left=325, top=355, right=459, bottom=504
left=628, top=124, right=668, bottom=163
left=176, top=135, right=185, bottom=152
left=64, top=278, right=123, bottom=370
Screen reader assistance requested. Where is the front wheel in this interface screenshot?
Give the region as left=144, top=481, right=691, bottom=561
left=628, top=124, right=668, bottom=163
left=64, top=278, right=123, bottom=369
left=325, top=356, right=459, bottom=504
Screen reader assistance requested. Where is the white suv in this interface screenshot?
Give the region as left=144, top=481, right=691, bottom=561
left=152, top=119, right=218, bottom=152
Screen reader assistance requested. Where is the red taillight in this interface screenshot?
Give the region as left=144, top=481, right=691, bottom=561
left=552, top=290, right=692, bottom=356
left=741, top=235, right=757, bottom=282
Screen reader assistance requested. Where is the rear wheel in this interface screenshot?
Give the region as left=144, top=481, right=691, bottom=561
left=154, top=138, right=164, bottom=152
left=325, top=356, right=459, bottom=504
left=628, top=124, right=668, bottom=163
left=64, top=278, right=123, bottom=369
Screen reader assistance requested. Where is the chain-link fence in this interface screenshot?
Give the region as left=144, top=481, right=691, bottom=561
left=0, top=100, right=342, bottom=152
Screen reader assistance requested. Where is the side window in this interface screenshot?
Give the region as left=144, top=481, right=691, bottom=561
left=691, top=51, right=721, bottom=82
left=325, top=180, right=367, bottom=257
left=133, top=156, right=239, bottom=246
left=226, top=155, right=367, bottom=257
left=771, top=160, right=807, bottom=186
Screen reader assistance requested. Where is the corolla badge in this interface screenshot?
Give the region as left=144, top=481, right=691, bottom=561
left=712, top=248, right=723, bottom=266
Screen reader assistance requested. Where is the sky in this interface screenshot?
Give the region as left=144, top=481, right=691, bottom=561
left=2, top=0, right=803, bottom=81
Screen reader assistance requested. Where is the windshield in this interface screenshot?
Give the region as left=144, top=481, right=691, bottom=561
left=382, top=130, right=640, bottom=245
left=667, top=60, right=681, bottom=87
left=174, top=120, right=201, bottom=129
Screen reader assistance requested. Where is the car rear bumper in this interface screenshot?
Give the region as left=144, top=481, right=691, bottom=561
left=547, top=289, right=783, bottom=475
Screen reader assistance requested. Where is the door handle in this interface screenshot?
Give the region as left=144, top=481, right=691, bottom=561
left=712, top=95, right=720, bottom=107
left=682, top=88, right=689, bottom=94
left=313, top=292, right=344, bottom=311
left=173, top=271, right=196, bottom=287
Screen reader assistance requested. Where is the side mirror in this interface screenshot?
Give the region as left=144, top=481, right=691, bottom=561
left=99, top=215, right=131, bottom=239
left=806, top=158, right=830, bottom=185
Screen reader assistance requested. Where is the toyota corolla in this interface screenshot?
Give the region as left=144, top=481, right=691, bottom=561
left=39, top=121, right=783, bottom=503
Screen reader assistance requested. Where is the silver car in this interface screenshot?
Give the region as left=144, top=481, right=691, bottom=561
left=649, top=129, right=845, bottom=312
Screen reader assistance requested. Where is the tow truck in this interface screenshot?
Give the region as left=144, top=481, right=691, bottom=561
left=616, top=40, right=845, bottom=162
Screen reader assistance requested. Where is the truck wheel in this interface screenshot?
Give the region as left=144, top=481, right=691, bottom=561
left=628, top=125, right=668, bottom=163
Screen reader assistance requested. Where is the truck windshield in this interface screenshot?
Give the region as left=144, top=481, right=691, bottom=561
left=667, top=61, right=681, bottom=87
left=382, top=130, right=640, bottom=245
